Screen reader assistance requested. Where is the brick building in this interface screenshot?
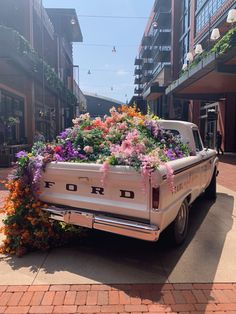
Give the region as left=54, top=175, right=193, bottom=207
left=0, top=0, right=83, bottom=156
left=134, top=0, right=236, bottom=153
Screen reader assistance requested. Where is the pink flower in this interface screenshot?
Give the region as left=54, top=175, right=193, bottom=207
left=118, top=122, right=127, bottom=130
left=164, top=163, right=176, bottom=192
left=100, top=161, right=109, bottom=186
left=84, top=146, right=93, bottom=153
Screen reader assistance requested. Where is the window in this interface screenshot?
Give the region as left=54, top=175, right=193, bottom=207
left=164, top=129, right=180, bottom=137
left=193, top=129, right=203, bottom=152
left=196, top=0, right=227, bottom=34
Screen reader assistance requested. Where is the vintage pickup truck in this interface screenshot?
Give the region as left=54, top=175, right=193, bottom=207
left=40, top=121, right=218, bottom=245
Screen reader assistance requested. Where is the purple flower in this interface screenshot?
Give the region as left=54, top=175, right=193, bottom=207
left=16, top=151, right=28, bottom=158
left=144, top=120, right=160, bottom=138
left=166, top=149, right=176, bottom=160
left=58, top=128, right=71, bottom=140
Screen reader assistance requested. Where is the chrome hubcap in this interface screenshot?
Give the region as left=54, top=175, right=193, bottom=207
left=176, top=203, right=187, bottom=235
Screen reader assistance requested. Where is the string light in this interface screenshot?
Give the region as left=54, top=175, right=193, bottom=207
left=80, top=68, right=133, bottom=73
left=76, top=43, right=138, bottom=47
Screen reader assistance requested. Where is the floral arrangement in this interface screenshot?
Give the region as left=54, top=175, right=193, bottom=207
left=0, top=106, right=189, bottom=256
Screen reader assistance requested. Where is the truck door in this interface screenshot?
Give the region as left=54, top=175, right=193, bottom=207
left=192, top=129, right=212, bottom=191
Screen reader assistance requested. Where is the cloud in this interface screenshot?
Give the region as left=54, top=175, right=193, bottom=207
left=116, top=69, right=129, bottom=76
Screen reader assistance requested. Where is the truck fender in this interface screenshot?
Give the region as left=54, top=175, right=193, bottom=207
left=158, top=190, right=192, bottom=232
left=205, top=157, right=219, bottom=189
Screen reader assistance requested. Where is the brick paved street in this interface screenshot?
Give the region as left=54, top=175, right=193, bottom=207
left=0, top=283, right=236, bottom=313
left=218, top=155, right=236, bottom=192
left=0, top=155, right=236, bottom=313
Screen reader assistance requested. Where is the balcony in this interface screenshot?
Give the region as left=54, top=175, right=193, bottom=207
left=134, top=87, right=143, bottom=95
left=134, top=77, right=142, bottom=84
left=142, top=61, right=154, bottom=71
left=153, top=29, right=171, bottom=46
left=61, top=37, right=73, bottom=63
left=141, top=35, right=152, bottom=47
left=33, top=0, right=54, bottom=39
left=141, top=74, right=153, bottom=84
left=141, top=48, right=152, bottom=59
left=0, top=25, right=77, bottom=105
left=134, top=57, right=143, bottom=66
left=0, top=26, right=39, bottom=75
left=134, top=68, right=142, bottom=75
left=154, top=11, right=171, bottom=28
left=154, top=0, right=171, bottom=13
left=153, top=47, right=171, bottom=63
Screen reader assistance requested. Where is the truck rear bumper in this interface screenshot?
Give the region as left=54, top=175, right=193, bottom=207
left=42, top=206, right=160, bottom=242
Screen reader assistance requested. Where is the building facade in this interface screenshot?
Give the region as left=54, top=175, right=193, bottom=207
left=134, top=0, right=236, bottom=152
left=84, top=92, right=123, bottom=118
left=0, top=0, right=83, bottom=152
left=133, top=0, right=172, bottom=119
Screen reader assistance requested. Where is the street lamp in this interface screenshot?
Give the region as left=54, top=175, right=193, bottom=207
left=182, top=63, right=188, bottom=71
left=186, top=52, right=193, bottom=63
left=226, top=9, right=236, bottom=24
left=195, top=44, right=203, bottom=54
left=210, top=28, right=220, bottom=41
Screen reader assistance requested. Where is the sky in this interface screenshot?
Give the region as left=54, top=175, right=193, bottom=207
left=43, top=0, right=154, bottom=103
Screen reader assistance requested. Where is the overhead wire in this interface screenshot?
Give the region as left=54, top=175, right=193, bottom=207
left=77, top=14, right=149, bottom=19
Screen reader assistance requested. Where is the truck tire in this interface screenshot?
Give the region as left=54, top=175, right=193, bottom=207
left=169, top=200, right=189, bottom=246
left=205, top=169, right=216, bottom=200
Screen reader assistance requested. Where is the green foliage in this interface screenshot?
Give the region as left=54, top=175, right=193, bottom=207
left=179, top=25, right=236, bottom=78
left=0, top=25, right=77, bottom=106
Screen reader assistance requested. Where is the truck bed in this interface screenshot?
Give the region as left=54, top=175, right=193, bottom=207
left=40, top=162, right=151, bottom=221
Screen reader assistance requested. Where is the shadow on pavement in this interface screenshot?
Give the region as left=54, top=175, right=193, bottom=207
left=218, top=154, right=236, bottom=166
left=2, top=190, right=234, bottom=311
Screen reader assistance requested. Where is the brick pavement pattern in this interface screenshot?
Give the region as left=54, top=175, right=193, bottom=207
left=0, top=283, right=236, bottom=313
left=0, top=156, right=236, bottom=313
left=217, top=155, right=236, bottom=192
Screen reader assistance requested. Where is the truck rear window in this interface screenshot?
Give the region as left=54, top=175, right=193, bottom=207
left=164, top=129, right=180, bottom=137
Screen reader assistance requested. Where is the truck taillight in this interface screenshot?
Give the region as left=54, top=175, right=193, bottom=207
left=152, top=187, right=160, bottom=209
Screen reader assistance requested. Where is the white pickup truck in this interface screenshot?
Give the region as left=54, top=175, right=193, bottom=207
left=40, top=121, right=218, bottom=245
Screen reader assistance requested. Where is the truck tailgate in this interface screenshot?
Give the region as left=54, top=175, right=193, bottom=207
left=39, top=162, right=150, bottom=220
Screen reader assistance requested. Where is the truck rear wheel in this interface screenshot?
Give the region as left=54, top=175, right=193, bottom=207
left=205, top=169, right=217, bottom=200
left=169, top=200, right=189, bottom=246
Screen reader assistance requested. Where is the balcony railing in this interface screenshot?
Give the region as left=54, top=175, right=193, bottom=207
left=154, top=0, right=171, bottom=13
left=61, top=37, right=73, bottom=63
left=33, top=0, right=54, bottom=39
left=153, top=29, right=171, bottom=47
left=134, top=77, right=142, bottom=84
left=142, top=61, right=154, bottom=71
left=141, top=48, right=153, bottom=58
left=134, top=68, right=142, bottom=75
left=134, top=57, right=143, bottom=66
left=0, top=25, right=77, bottom=105
left=153, top=47, right=171, bottom=63
left=154, top=11, right=171, bottom=28
left=134, top=87, right=143, bottom=94
left=141, top=74, right=153, bottom=84
left=141, top=35, right=152, bottom=47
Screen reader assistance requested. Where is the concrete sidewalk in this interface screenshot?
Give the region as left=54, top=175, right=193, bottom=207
left=0, top=184, right=235, bottom=286
left=0, top=156, right=236, bottom=313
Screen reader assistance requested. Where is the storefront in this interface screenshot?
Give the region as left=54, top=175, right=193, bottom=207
left=166, top=46, right=236, bottom=153
left=0, top=88, right=30, bottom=166
left=0, top=88, right=26, bottom=145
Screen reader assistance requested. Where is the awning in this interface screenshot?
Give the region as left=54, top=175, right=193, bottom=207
left=166, top=46, right=236, bottom=100
left=143, top=83, right=166, bottom=100
left=46, top=9, right=83, bottom=42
